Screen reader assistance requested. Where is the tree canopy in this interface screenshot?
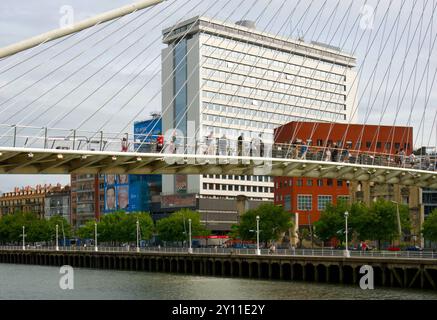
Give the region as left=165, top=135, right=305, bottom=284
left=238, top=203, right=293, bottom=245
left=76, top=211, right=154, bottom=244
left=0, top=212, right=71, bottom=244
left=155, top=209, right=209, bottom=243
left=314, top=198, right=411, bottom=248
left=423, top=209, right=437, bottom=242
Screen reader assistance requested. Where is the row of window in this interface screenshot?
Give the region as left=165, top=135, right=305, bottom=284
left=203, top=101, right=343, bottom=127
left=203, top=174, right=273, bottom=182
left=276, top=179, right=346, bottom=188
left=203, top=79, right=345, bottom=111
left=203, top=183, right=273, bottom=193
left=202, top=125, right=274, bottom=142
left=279, top=194, right=350, bottom=211
left=201, top=38, right=348, bottom=80
left=202, top=67, right=346, bottom=103
left=0, top=198, right=43, bottom=206
left=202, top=89, right=346, bottom=122
left=202, top=56, right=346, bottom=93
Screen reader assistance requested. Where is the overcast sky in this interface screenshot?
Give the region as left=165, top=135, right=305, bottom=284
left=0, top=0, right=436, bottom=192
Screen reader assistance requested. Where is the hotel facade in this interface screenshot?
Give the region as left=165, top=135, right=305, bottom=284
left=161, top=16, right=358, bottom=230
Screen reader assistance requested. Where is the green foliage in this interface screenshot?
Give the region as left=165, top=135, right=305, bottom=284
left=423, top=209, right=437, bottom=242
left=0, top=212, right=73, bottom=244
left=366, top=199, right=410, bottom=244
left=313, top=201, right=350, bottom=242
left=314, top=198, right=411, bottom=247
left=238, top=203, right=293, bottom=244
left=156, top=209, right=209, bottom=242
left=76, top=211, right=154, bottom=244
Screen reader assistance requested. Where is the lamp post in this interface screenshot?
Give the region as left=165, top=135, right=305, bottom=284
left=22, top=226, right=25, bottom=251
left=56, top=224, right=59, bottom=251
left=61, top=221, right=66, bottom=248
left=256, top=215, right=260, bottom=255
left=136, top=218, right=140, bottom=253
left=188, top=218, right=193, bottom=254
left=344, top=211, right=350, bottom=257
left=94, top=222, right=98, bottom=252
left=391, top=200, right=402, bottom=245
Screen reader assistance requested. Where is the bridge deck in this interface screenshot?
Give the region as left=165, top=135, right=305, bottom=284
left=0, top=147, right=436, bottom=188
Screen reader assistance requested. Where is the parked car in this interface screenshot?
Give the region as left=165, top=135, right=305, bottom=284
left=387, top=246, right=401, bottom=251
left=405, top=246, right=423, bottom=251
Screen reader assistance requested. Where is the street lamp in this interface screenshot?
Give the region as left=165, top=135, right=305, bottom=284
left=188, top=219, right=193, bottom=254
left=136, top=218, right=140, bottom=253
left=256, top=215, right=260, bottom=255
left=344, top=211, right=350, bottom=257
left=391, top=200, right=403, bottom=245
left=22, top=226, right=26, bottom=251
left=56, top=224, right=59, bottom=251
left=94, top=222, right=98, bottom=252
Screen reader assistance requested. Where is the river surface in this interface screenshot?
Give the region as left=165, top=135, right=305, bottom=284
left=0, top=263, right=436, bottom=300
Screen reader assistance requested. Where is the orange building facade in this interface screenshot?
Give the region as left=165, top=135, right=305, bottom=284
left=274, top=122, right=413, bottom=227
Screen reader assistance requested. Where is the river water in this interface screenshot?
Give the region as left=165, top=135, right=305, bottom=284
left=0, top=263, right=436, bottom=300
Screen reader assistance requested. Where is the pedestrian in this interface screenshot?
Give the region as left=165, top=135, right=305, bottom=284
left=205, top=131, right=214, bottom=155
left=293, top=140, right=300, bottom=159
left=331, top=143, right=338, bottom=162
left=409, top=152, right=416, bottom=168
left=399, top=148, right=406, bottom=167
left=218, top=133, right=228, bottom=156
left=156, top=132, right=164, bottom=152
left=324, top=145, right=332, bottom=162
left=259, top=133, right=264, bottom=157
left=238, top=133, right=244, bottom=157
left=300, top=141, right=308, bottom=160
left=121, top=137, right=128, bottom=152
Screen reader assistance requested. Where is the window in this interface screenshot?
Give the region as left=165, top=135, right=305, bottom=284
left=327, top=179, right=333, bottom=187
left=318, top=195, right=332, bottom=211
left=376, top=142, right=382, bottom=149
left=317, top=179, right=323, bottom=187
left=337, top=195, right=350, bottom=203
left=306, top=179, right=313, bottom=187
left=284, top=195, right=291, bottom=211
left=337, top=180, right=343, bottom=187
left=297, top=179, right=303, bottom=187
left=297, top=195, right=312, bottom=210
left=366, top=141, right=371, bottom=148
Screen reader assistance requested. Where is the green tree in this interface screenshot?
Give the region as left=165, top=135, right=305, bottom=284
left=156, top=209, right=209, bottom=244
left=76, top=211, right=154, bottom=245
left=366, top=199, right=410, bottom=248
left=313, top=201, right=350, bottom=243
left=76, top=220, right=96, bottom=240
left=423, top=209, right=437, bottom=242
left=238, top=203, right=293, bottom=246
left=47, top=215, right=72, bottom=240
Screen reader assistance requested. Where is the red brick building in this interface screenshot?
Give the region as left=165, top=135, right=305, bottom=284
left=274, top=122, right=413, bottom=228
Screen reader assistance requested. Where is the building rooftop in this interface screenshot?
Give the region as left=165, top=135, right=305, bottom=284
left=162, top=16, right=356, bottom=67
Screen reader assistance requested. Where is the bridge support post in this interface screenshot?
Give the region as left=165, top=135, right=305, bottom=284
left=339, top=266, right=344, bottom=284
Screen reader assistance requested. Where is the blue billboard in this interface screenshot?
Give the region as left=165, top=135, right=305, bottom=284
left=104, top=174, right=162, bottom=213
left=134, top=117, right=162, bottom=153
left=103, top=117, right=162, bottom=214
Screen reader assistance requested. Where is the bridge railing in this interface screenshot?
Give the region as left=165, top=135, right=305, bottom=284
left=0, top=124, right=436, bottom=172
left=0, top=245, right=435, bottom=259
